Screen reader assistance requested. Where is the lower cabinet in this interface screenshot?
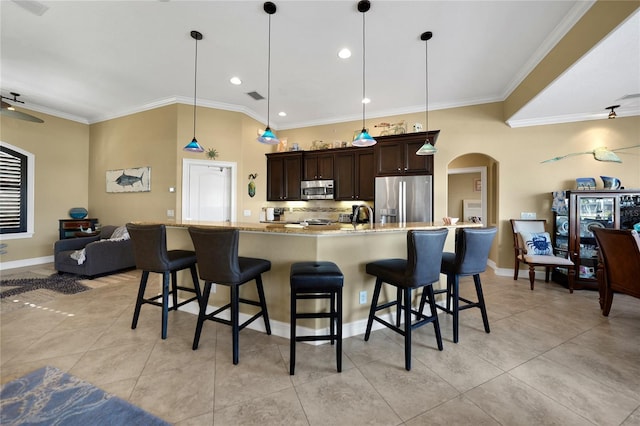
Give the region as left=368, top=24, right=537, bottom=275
left=59, top=218, right=100, bottom=239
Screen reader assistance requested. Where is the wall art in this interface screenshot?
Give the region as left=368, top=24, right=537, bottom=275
left=106, top=166, right=151, bottom=193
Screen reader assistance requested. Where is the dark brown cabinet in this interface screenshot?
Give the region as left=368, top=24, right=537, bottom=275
left=374, top=131, right=438, bottom=176
left=303, top=152, right=334, bottom=180
left=552, top=189, right=640, bottom=290
left=266, top=152, right=303, bottom=201
left=59, top=218, right=100, bottom=239
left=334, top=148, right=374, bottom=201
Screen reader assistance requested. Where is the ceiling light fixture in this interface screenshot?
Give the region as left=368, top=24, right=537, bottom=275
left=0, top=92, right=44, bottom=123
left=606, top=104, right=619, bottom=119
left=338, top=48, right=352, bottom=59
left=257, top=1, right=280, bottom=145
left=230, top=77, right=242, bottom=85
left=183, top=30, right=205, bottom=152
left=352, top=0, right=376, bottom=147
left=416, top=31, right=437, bottom=156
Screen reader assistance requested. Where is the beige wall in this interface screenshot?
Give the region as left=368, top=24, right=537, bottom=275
left=2, top=101, right=639, bottom=274
left=1, top=111, right=89, bottom=263
left=448, top=173, right=480, bottom=219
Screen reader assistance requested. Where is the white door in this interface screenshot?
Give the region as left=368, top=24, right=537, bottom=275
left=182, top=159, right=237, bottom=222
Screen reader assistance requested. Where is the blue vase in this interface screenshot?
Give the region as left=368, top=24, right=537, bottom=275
left=69, top=207, right=88, bottom=219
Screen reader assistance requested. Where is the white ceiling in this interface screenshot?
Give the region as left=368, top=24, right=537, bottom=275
left=1, top=0, right=638, bottom=129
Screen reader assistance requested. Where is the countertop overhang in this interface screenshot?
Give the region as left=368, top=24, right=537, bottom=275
left=148, top=220, right=481, bottom=235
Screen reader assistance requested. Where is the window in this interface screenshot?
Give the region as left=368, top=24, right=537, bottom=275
left=0, top=143, right=34, bottom=239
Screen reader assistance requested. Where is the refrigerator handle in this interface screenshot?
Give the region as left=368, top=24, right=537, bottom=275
left=399, top=181, right=406, bottom=223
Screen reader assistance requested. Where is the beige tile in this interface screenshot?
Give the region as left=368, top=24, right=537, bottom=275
left=129, top=362, right=215, bottom=424
left=405, top=395, right=500, bottom=425
left=510, top=356, right=639, bottom=425
left=176, top=411, right=214, bottom=426
left=17, top=325, right=106, bottom=363
left=358, top=358, right=459, bottom=421
left=279, top=341, right=354, bottom=386
left=466, top=374, right=592, bottom=425
left=621, top=407, right=640, bottom=426
left=213, top=387, right=308, bottom=426
left=295, top=368, right=401, bottom=425
left=0, top=353, right=84, bottom=384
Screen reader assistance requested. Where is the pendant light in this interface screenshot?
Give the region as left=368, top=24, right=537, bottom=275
left=184, top=30, right=205, bottom=152
left=257, top=2, right=280, bottom=145
left=606, top=104, right=619, bottom=119
left=352, top=0, right=376, bottom=147
left=416, top=31, right=437, bottom=156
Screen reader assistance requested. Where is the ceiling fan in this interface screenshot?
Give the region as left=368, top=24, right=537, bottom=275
left=1, top=92, right=44, bottom=123
left=541, top=145, right=640, bottom=163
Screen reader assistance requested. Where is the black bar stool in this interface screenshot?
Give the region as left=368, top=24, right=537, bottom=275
left=289, top=261, right=344, bottom=375
left=188, top=227, right=271, bottom=365
left=421, top=227, right=497, bottom=343
left=365, top=229, right=448, bottom=371
left=126, top=223, right=202, bottom=340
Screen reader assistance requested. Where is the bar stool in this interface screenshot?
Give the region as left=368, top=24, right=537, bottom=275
left=126, top=223, right=202, bottom=340
left=365, top=229, right=448, bottom=371
left=421, top=227, right=497, bottom=343
left=188, top=227, right=271, bottom=365
left=289, top=261, right=344, bottom=375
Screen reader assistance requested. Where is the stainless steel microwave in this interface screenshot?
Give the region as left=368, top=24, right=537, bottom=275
left=301, top=180, right=334, bottom=200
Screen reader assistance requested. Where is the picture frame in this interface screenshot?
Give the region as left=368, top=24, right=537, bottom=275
left=474, top=178, right=481, bottom=192
left=106, top=166, right=151, bottom=193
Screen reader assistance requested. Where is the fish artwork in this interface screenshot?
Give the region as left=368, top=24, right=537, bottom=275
left=115, top=170, right=144, bottom=187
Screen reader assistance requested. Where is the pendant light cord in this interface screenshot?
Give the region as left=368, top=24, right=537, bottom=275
left=424, top=37, right=428, bottom=134
left=267, top=13, right=272, bottom=128
left=193, top=34, right=198, bottom=139
left=361, top=11, right=366, bottom=129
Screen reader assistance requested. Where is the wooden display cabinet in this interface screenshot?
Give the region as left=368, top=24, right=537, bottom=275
left=59, top=218, right=100, bottom=239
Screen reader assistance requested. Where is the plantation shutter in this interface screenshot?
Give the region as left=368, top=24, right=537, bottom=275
left=0, top=146, right=28, bottom=234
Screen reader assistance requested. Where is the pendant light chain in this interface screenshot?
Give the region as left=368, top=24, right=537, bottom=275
left=362, top=10, right=366, bottom=129
left=424, top=35, right=428, bottom=134
left=267, top=13, right=272, bottom=129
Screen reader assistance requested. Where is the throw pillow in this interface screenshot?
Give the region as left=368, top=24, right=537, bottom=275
left=109, top=225, right=130, bottom=241
left=522, top=231, right=553, bottom=255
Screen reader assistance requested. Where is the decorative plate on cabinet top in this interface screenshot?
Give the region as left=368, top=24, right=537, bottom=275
left=575, top=177, right=596, bottom=190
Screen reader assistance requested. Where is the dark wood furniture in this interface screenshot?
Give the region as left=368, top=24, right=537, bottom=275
left=333, top=147, right=374, bottom=201
left=266, top=152, right=302, bottom=201
left=59, top=218, right=99, bottom=239
left=303, top=152, right=334, bottom=180
left=592, top=227, right=640, bottom=316
left=373, top=131, right=438, bottom=176
left=551, top=190, right=640, bottom=290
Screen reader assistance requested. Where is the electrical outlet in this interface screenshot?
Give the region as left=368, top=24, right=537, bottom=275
left=359, top=290, right=367, bottom=304
left=520, top=212, right=536, bottom=219
left=167, top=209, right=175, bottom=218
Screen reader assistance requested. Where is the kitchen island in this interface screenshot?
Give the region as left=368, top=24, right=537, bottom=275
left=151, top=220, right=481, bottom=339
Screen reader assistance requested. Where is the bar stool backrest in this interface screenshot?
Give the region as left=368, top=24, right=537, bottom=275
left=406, top=229, right=449, bottom=287
left=188, top=227, right=241, bottom=284
left=454, top=227, right=497, bottom=276
left=126, top=223, right=170, bottom=272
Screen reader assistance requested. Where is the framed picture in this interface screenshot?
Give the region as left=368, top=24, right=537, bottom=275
left=474, top=178, right=481, bottom=192
left=106, top=166, right=151, bottom=193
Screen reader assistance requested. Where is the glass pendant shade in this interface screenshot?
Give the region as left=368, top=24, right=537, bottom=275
left=352, top=128, right=376, bottom=147
left=416, top=141, right=437, bottom=155
left=184, top=137, right=204, bottom=152
left=257, top=126, right=280, bottom=145
left=416, top=30, right=435, bottom=156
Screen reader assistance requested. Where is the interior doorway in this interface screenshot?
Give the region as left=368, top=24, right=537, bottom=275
left=182, top=159, right=237, bottom=222
left=448, top=166, right=487, bottom=226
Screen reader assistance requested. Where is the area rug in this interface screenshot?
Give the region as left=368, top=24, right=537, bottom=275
left=0, top=274, right=90, bottom=299
left=0, top=366, right=170, bottom=425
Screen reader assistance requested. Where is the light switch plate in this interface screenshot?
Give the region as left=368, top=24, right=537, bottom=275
left=243, top=209, right=251, bottom=217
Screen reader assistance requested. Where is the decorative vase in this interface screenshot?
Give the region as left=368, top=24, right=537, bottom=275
left=600, top=176, right=621, bottom=190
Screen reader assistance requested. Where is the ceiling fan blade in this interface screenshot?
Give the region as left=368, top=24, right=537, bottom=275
left=0, top=108, right=44, bottom=123
left=11, top=0, right=49, bottom=16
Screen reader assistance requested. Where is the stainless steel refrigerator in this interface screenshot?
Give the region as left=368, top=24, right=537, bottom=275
left=375, top=176, right=433, bottom=223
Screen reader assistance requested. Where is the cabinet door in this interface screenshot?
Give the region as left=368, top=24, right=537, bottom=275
left=283, top=155, right=302, bottom=200
left=375, top=142, right=403, bottom=175
left=267, top=156, right=285, bottom=201
left=356, top=150, right=374, bottom=200
left=334, top=152, right=355, bottom=200
left=317, top=154, right=334, bottom=179
left=405, top=140, right=433, bottom=174
left=303, top=153, right=334, bottom=180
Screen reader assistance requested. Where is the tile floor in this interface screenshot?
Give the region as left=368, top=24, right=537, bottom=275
left=1, top=264, right=639, bottom=425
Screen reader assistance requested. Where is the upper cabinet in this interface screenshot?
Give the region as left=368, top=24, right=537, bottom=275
left=374, top=131, right=439, bottom=176
left=303, top=152, right=334, bottom=180
left=266, top=152, right=303, bottom=201
left=334, top=147, right=374, bottom=201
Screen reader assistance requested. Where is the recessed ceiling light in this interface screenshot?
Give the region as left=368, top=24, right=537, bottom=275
left=230, top=77, right=242, bottom=85
left=278, top=111, right=287, bottom=117
left=338, top=48, right=351, bottom=59
left=362, top=97, right=370, bottom=104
